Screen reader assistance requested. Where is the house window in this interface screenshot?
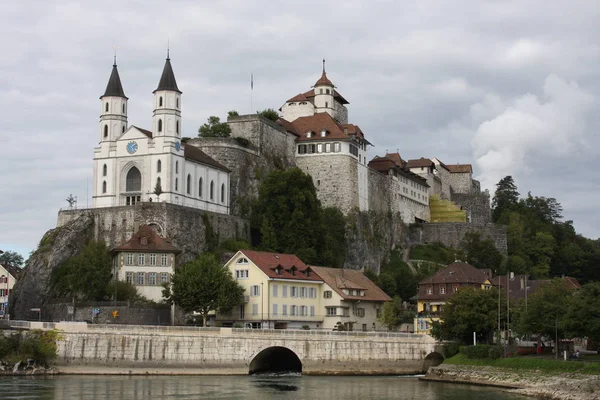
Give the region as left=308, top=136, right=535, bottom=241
left=251, top=285, right=260, bottom=296
left=138, top=254, right=145, bottom=265
left=334, top=142, right=341, bottom=152
left=300, top=287, right=307, bottom=298
left=272, top=284, right=278, bottom=297
left=426, top=286, right=433, bottom=295
left=309, top=288, right=316, bottom=298
left=102, top=181, right=107, bottom=194
left=126, top=253, right=134, bottom=265
left=252, top=304, right=258, bottom=316
left=186, top=174, right=191, bottom=194
left=235, top=270, right=248, bottom=279
left=221, top=184, right=225, bottom=203
left=282, top=285, right=288, bottom=298
left=149, top=272, right=157, bottom=285
left=291, top=286, right=298, bottom=298
left=301, top=306, right=307, bottom=316
left=210, top=181, right=214, bottom=200
left=126, top=272, right=133, bottom=284
left=324, top=290, right=332, bottom=299
left=310, top=306, right=315, bottom=317
left=239, top=305, right=245, bottom=319
left=326, top=89, right=330, bottom=94
left=198, top=178, right=203, bottom=197
left=160, top=272, right=169, bottom=284
left=136, top=272, right=145, bottom=285
left=355, top=308, right=365, bottom=317
left=236, top=258, right=248, bottom=264
left=325, top=143, right=330, bottom=153
left=440, top=286, right=446, bottom=294
left=291, top=305, right=297, bottom=316
left=326, top=307, right=336, bottom=316
left=317, top=144, right=323, bottom=153
left=453, top=284, right=460, bottom=293
left=306, top=131, right=312, bottom=138
left=149, top=254, right=156, bottom=265
left=298, top=144, right=306, bottom=154
left=282, top=305, right=287, bottom=316
left=161, top=254, right=168, bottom=266
left=376, top=307, right=381, bottom=318
left=273, top=304, right=278, bottom=316
left=158, top=119, right=162, bottom=132
left=157, top=160, right=161, bottom=173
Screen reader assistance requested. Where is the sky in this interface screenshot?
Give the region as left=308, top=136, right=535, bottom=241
left=1, top=0, right=599, bottom=258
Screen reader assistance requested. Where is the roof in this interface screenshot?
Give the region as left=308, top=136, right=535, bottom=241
left=311, top=266, right=392, bottom=302
left=286, top=112, right=366, bottom=142
left=239, top=250, right=323, bottom=282
left=493, top=275, right=581, bottom=301
left=368, top=154, right=429, bottom=185
left=184, top=145, right=231, bottom=172
left=407, top=157, right=434, bottom=168
left=112, top=225, right=180, bottom=253
left=446, top=164, right=473, bottom=173
left=431, top=158, right=451, bottom=171
left=385, top=152, right=405, bottom=167
left=302, top=88, right=349, bottom=105
left=0, top=263, right=22, bottom=280
left=420, top=262, right=493, bottom=286
left=101, top=63, right=127, bottom=99
left=276, top=118, right=300, bottom=137
left=286, top=93, right=310, bottom=102
left=154, top=57, right=181, bottom=93
left=314, top=71, right=334, bottom=87
left=132, top=126, right=153, bottom=138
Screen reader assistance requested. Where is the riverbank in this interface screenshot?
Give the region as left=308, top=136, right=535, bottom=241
left=423, top=363, right=600, bottom=400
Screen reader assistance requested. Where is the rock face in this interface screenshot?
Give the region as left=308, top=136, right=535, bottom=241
left=9, top=215, right=95, bottom=320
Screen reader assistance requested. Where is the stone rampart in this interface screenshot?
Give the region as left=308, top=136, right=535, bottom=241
left=451, top=191, right=492, bottom=224
left=410, top=222, right=507, bottom=254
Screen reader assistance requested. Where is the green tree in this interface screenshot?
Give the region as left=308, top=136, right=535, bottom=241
left=319, top=207, right=347, bottom=268
left=257, top=108, right=279, bottom=122
left=227, top=110, right=239, bottom=118
left=378, top=296, right=402, bottom=330
left=153, top=179, right=163, bottom=201
left=461, top=232, right=504, bottom=271
left=198, top=116, right=231, bottom=138
left=163, top=253, right=244, bottom=326
left=564, top=282, right=600, bottom=343
left=492, top=176, right=520, bottom=223
left=52, top=241, right=112, bottom=301
left=0, top=250, right=24, bottom=267
left=528, top=231, right=555, bottom=278
left=430, top=287, right=502, bottom=344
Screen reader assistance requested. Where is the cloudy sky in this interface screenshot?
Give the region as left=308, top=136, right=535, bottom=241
left=1, top=0, right=599, bottom=258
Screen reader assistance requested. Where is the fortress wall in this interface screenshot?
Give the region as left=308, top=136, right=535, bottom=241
left=451, top=192, right=492, bottom=224
left=410, top=222, right=507, bottom=254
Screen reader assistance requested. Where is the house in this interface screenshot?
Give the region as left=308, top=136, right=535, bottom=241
left=494, top=274, right=581, bottom=302
left=220, top=250, right=324, bottom=329
left=0, top=262, right=21, bottom=320
left=415, top=261, right=495, bottom=334
left=111, top=225, right=180, bottom=302
left=311, top=266, right=391, bottom=331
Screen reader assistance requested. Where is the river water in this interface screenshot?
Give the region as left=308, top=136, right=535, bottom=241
left=0, top=375, right=530, bottom=400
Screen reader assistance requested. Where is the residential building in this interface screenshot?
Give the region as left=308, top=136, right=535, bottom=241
left=415, top=261, right=494, bottom=334
left=311, top=266, right=391, bottom=331
left=111, top=225, right=180, bottom=302
left=0, top=263, right=20, bottom=320
left=494, top=274, right=581, bottom=302
left=220, top=250, right=324, bottom=329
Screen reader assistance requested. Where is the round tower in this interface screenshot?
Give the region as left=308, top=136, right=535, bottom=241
left=153, top=51, right=182, bottom=138
left=99, top=58, right=128, bottom=142
left=313, top=59, right=335, bottom=116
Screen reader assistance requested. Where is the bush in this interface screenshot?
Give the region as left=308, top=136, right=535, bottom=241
left=460, top=344, right=503, bottom=359
left=442, top=342, right=461, bottom=358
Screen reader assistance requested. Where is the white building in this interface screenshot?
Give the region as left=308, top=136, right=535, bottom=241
left=0, top=262, right=20, bottom=319
left=92, top=54, right=231, bottom=214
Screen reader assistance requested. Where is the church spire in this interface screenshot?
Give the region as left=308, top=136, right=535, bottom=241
left=154, top=52, right=181, bottom=93
left=101, top=61, right=127, bottom=99
left=314, top=58, right=334, bottom=87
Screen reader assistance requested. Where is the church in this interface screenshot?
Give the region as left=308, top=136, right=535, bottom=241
left=92, top=53, right=231, bottom=214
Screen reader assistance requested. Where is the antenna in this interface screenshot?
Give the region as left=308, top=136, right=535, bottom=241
left=113, top=46, right=118, bottom=66
left=322, top=58, right=326, bottom=73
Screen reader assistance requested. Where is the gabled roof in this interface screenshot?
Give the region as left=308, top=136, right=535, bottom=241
left=101, top=63, right=127, bottom=99
left=0, top=263, right=22, bottom=280
left=154, top=57, right=181, bottom=93
left=385, top=152, right=405, bottom=167
left=493, top=275, right=581, bottom=301
left=302, top=89, right=349, bottom=105
left=131, top=126, right=153, bottom=138
left=286, top=93, right=310, bottom=102
left=285, top=112, right=366, bottom=142
left=368, top=154, right=429, bottom=185
left=419, top=262, right=493, bottom=285
left=311, top=266, right=392, bottom=302
left=184, top=145, right=230, bottom=172
left=112, top=225, right=180, bottom=253
left=407, top=157, right=434, bottom=168
left=446, top=164, right=473, bottom=173
left=276, top=118, right=300, bottom=137
left=238, top=250, right=323, bottom=282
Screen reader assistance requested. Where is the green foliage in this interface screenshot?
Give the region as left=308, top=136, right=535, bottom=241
left=0, top=330, right=61, bottom=366
left=227, top=110, right=239, bottom=117
left=459, top=344, right=503, bottom=359
left=492, top=175, right=519, bottom=223
left=461, top=232, right=504, bottom=271
left=198, top=116, right=231, bottom=138
left=153, top=179, right=163, bottom=199
left=219, top=239, right=251, bottom=253
left=105, top=280, right=144, bottom=303
left=51, top=241, right=112, bottom=301
left=0, top=250, right=24, bottom=267
left=442, top=342, right=461, bottom=358
left=378, top=296, right=402, bottom=330
left=564, top=282, right=600, bottom=343
left=379, top=250, right=428, bottom=301
left=430, top=287, right=503, bottom=344
left=444, top=353, right=600, bottom=374
left=411, top=243, right=461, bottom=265
left=257, top=108, right=279, bottom=122
left=251, top=168, right=346, bottom=267
left=201, top=214, right=219, bottom=253
left=165, top=253, right=244, bottom=326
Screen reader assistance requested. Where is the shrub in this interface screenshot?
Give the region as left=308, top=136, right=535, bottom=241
left=460, top=344, right=503, bottom=359
left=442, top=342, right=461, bottom=358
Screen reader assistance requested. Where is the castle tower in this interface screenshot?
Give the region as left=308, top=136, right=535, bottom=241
left=313, top=59, right=335, bottom=118
left=99, top=58, right=128, bottom=142
left=152, top=51, right=182, bottom=139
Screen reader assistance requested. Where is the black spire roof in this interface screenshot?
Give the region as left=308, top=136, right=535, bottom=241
left=154, top=55, right=181, bottom=93
left=101, top=62, right=127, bottom=99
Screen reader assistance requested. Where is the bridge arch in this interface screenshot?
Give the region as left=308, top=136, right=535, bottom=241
left=423, top=351, right=444, bottom=370
left=249, top=346, right=302, bottom=375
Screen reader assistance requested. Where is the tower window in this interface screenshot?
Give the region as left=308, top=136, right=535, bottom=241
left=122, top=104, right=125, bottom=113
left=175, top=161, right=178, bottom=174
left=159, top=96, right=163, bottom=107
left=102, top=164, right=107, bottom=177
left=176, top=121, right=179, bottom=134
left=186, top=174, right=191, bottom=194
left=103, top=125, right=108, bottom=138
left=105, top=103, right=109, bottom=112
left=122, top=126, right=125, bottom=133
left=210, top=180, right=214, bottom=200
left=158, top=119, right=163, bottom=132
left=221, top=183, right=225, bottom=203
left=176, top=97, right=179, bottom=108
left=325, top=101, right=329, bottom=108
left=320, top=89, right=323, bottom=94
left=326, top=89, right=330, bottom=94
left=198, top=177, right=203, bottom=197
left=102, top=181, right=107, bottom=193
left=157, top=160, right=162, bottom=173
left=175, top=178, right=178, bottom=191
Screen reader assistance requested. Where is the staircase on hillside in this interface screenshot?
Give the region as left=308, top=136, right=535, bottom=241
left=429, top=195, right=467, bottom=223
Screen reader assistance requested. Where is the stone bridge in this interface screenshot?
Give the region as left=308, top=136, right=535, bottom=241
left=6, top=321, right=443, bottom=375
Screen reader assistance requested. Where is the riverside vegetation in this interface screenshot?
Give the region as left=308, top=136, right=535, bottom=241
left=0, top=330, right=60, bottom=373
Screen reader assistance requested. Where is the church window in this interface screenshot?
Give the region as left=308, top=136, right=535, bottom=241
left=199, top=177, right=203, bottom=197
left=103, top=125, right=108, bottom=138
left=175, top=161, right=179, bottom=174
left=186, top=174, right=191, bottom=194
left=122, top=126, right=125, bottom=133
left=103, top=164, right=107, bottom=177
left=176, top=97, right=179, bottom=108
left=210, top=180, right=214, bottom=200
left=158, top=119, right=163, bottom=132
left=105, top=103, right=109, bottom=112
left=157, top=160, right=162, bottom=173
left=102, top=181, right=107, bottom=193
left=125, top=167, right=141, bottom=192
left=221, top=183, right=225, bottom=203
left=326, top=89, right=330, bottom=94
left=122, top=104, right=125, bottom=113
left=176, top=121, right=179, bottom=135
left=175, top=178, right=178, bottom=191
left=159, top=96, right=163, bottom=107
left=325, top=101, right=329, bottom=108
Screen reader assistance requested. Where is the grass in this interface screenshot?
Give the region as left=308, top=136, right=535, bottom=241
left=445, top=353, right=600, bottom=375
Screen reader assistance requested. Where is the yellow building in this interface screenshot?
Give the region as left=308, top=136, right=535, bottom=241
left=415, top=261, right=494, bottom=334
left=220, top=250, right=324, bottom=329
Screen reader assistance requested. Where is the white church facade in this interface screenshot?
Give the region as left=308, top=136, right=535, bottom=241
left=92, top=55, right=230, bottom=214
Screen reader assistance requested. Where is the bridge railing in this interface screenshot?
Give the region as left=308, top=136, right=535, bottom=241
left=229, top=328, right=423, bottom=339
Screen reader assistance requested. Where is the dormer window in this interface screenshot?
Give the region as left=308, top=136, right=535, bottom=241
left=140, top=237, right=148, bottom=245
left=306, top=131, right=312, bottom=138
left=320, top=129, right=326, bottom=137
left=275, top=266, right=282, bottom=275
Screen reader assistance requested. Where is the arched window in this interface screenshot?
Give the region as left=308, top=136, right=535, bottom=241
left=186, top=174, right=191, bottom=194
left=157, top=160, right=162, bottom=173
left=125, top=167, right=141, bottom=192
left=158, top=119, right=163, bottom=132
left=102, top=181, right=107, bottom=193
left=175, top=178, right=178, bottom=191
left=175, top=161, right=179, bottom=174
left=176, top=97, right=179, bottom=108
left=105, top=103, right=109, bottom=112
left=198, top=177, right=203, bottom=197
left=221, top=183, right=225, bottom=203
left=176, top=120, right=179, bottom=134
left=122, top=126, right=125, bottom=133
left=103, top=125, right=108, bottom=138
left=210, top=180, right=214, bottom=200
left=122, top=104, right=125, bottom=113
left=159, top=96, right=163, bottom=107
left=102, top=164, right=107, bottom=177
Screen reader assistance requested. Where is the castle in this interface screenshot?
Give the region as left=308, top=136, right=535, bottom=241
left=92, top=56, right=490, bottom=227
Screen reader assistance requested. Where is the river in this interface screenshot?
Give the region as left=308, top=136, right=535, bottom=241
left=0, top=375, right=530, bottom=399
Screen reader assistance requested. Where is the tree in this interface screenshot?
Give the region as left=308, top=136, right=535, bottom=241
left=51, top=241, right=112, bottom=301
left=227, top=110, right=239, bottom=118
left=163, top=253, right=244, bottom=326
left=378, top=297, right=402, bottom=330
left=430, top=287, right=502, bottom=344
left=461, top=232, right=504, bottom=271
left=564, top=282, right=600, bottom=343
left=153, top=179, right=163, bottom=201
left=257, top=108, right=279, bottom=122
left=198, top=116, right=231, bottom=138
left=0, top=251, right=24, bottom=268
left=492, top=176, right=519, bottom=223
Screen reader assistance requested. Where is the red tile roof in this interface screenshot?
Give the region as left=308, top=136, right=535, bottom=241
left=302, top=89, right=349, bottom=105
left=287, top=112, right=366, bottom=142
left=112, top=225, right=180, bottom=253
left=314, top=71, right=334, bottom=87
left=276, top=118, right=300, bottom=137
left=368, top=157, right=398, bottom=173
left=385, top=152, right=405, bottom=167
left=239, top=250, right=323, bottom=282
left=407, top=157, right=434, bottom=168
left=420, top=262, right=493, bottom=286
left=286, top=93, right=310, bottom=103
left=311, top=267, right=392, bottom=302
left=446, top=164, right=473, bottom=173
left=184, top=145, right=231, bottom=172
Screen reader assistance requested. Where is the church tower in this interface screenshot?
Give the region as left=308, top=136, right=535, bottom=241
left=153, top=51, right=182, bottom=141
left=99, top=58, right=128, bottom=143
left=313, top=59, right=335, bottom=118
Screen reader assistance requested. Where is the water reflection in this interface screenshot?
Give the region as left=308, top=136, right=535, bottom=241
left=0, top=375, right=531, bottom=400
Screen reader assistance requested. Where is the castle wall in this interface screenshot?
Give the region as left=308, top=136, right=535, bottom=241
left=409, top=222, right=507, bottom=254
left=447, top=172, right=473, bottom=194
left=333, top=101, right=348, bottom=124
left=451, top=192, right=492, bottom=224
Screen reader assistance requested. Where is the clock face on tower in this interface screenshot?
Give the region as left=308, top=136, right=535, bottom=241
left=126, top=141, right=138, bottom=154
left=175, top=141, right=181, bottom=152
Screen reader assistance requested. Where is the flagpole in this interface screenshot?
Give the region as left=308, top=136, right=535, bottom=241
left=250, top=73, right=253, bottom=114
